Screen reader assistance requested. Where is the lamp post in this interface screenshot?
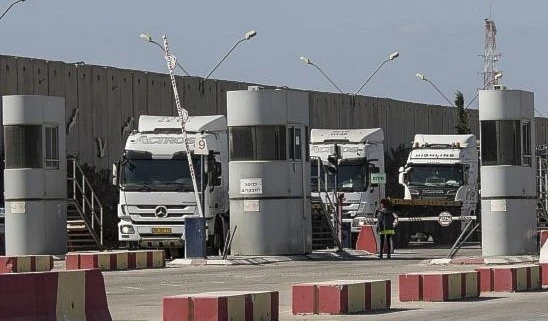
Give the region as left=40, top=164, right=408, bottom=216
left=354, top=51, right=399, bottom=96
left=201, top=30, right=257, bottom=85
left=139, top=33, right=191, bottom=76
left=0, top=0, right=25, bottom=22
left=465, top=72, right=503, bottom=109
left=300, top=56, right=344, bottom=94
left=416, top=73, right=455, bottom=107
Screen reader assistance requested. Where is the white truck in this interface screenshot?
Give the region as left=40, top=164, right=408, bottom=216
left=112, top=115, right=228, bottom=255
left=309, top=128, right=385, bottom=247
left=394, top=134, right=479, bottom=246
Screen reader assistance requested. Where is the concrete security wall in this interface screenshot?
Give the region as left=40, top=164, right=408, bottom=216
left=0, top=54, right=545, bottom=171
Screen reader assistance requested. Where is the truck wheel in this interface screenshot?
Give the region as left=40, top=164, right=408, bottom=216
left=213, top=216, right=226, bottom=256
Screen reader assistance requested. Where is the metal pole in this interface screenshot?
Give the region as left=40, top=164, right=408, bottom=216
left=200, top=154, right=206, bottom=259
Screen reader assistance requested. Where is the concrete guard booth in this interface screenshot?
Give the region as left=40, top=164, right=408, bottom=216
left=479, top=88, right=536, bottom=256
left=227, top=87, right=312, bottom=255
left=3, top=95, right=67, bottom=255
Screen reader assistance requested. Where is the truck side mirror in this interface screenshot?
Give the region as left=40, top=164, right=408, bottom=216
left=112, top=162, right=118, bottom=186
left=207, top=152, right=222, bottom=186
left=369, top=165, right=380, bottom=188
left=398, top=171, right=407, bottom=185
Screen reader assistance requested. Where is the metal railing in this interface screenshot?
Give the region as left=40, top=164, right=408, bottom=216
left=311, top=157, right=342, bottom=250
left=67, top=157, right=104, bottom=249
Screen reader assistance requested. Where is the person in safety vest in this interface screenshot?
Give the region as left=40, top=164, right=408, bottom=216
left=376, top=198, right=398, bottom=259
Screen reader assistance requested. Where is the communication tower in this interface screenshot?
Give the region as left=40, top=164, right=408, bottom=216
left=482, top=19, right=501, bottom=89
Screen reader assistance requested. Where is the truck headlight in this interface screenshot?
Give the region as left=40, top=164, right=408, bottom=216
left=120, top=225, right=135, bottom=234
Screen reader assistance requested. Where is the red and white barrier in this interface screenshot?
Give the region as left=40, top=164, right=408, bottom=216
left=475, top=265, right=541, bottom=292
left=0, top=269, right=112, bottom=321
left=163, top=290, right=278, bottom=321
left=0, top=255, right=53, bottom=274
left=66, top=250, right=165, bottom=271
left=399, top=271, right=479, bottom=302
left=292, top=279, right=391, bottom=315
left=355, top=225, right=393, bottom=254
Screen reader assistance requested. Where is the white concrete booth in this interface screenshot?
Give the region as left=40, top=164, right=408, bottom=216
left=3, top=95, right=67, bottom=255
left=479, top=88, right=536, bottom=256
left=227, top=87, right=311, bottom=255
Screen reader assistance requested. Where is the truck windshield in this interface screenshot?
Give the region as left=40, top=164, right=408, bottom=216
left=408, top=165, right=463, bottom=187
left=121, top=157, right=201, bottom=192
left=337, top=164, right=366, bottom=192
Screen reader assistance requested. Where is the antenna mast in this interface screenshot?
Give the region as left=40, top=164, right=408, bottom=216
left=482, top=19, right=501, bottom=89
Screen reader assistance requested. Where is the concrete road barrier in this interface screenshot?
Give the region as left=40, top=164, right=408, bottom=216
left=0, top=269, right=112, bottom=321
left=66, top=250, right=165, bottom=271
left=476, top=265, right=541, bottom=292
left=399, top=271, right=479, bottom=302
left=0, top=255, right=53, bottom=274
left=292, top=279, right=391, bottom=315
left=163, top=290, right=278, bottom=321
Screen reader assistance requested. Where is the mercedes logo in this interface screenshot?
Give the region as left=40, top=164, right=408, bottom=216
left=154, top=206, right=168, bottom=218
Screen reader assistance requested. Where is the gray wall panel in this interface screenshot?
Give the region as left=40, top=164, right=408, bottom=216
left=428, top=106, right=444, bottom=134
left=309, top=92, right=337, bottom=128
left=338, top=95, right=354, bottom=128
left=119, top=69, right=135, bottom=147
left=107, top=68, right=122, bottom=168
left=182, top=76, right=216, bottom=116
left=16, top=57, right=33, bottom=95
left=0, top=56, right=17, bottom=95
left=378, top=98, right=389, bottom=147
left=147, top=72, right=173, bottom=116
left=77, top=65, right=93, bottom=165
left=92, top=66, right=108, bottom=169
left=48, top=61, right=65, bottom=97
left=133, top=71, right=148, bottom=119
left=64, top=64, right=79, bottom=157
left=33, top=59, right=48, bottom=95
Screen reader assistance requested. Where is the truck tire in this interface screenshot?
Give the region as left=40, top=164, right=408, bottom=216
left=212, top=215, right=227, bottom=256
left=395, top=224, right=410, bottom=248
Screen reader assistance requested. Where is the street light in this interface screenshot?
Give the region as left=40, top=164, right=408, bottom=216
left=354, top=51, right=399, bottom=96
left=465, top=72, right=503, bottom=109
left=300, top=56, right=344, bottom=94
left=201, top=30, right=257, bottom=84
left=416, top=73, right=455, bottom=107
left=139, top=33, right=191, bottom=76
left=0, top=0, right=25, bottom=22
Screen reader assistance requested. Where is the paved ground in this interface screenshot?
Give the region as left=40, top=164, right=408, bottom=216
left=99, top=244, right=548, bottom=321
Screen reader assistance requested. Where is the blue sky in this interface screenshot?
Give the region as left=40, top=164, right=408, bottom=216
left=2, top=1, right=548, bottom=115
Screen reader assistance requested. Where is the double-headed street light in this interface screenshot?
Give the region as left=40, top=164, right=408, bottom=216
left=416, top=73, right=455, bottom=107
left=300, top=50, right=399, bottom=96
left=465, top=72, right=503, bottom=109
left=140, top=33, right=191, bottom=76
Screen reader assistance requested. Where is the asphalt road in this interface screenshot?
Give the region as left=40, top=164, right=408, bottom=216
left=103, top=244, right=548, bottom=321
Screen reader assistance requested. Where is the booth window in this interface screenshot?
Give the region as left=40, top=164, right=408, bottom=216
left=45, top=126, right=60, bottom=169
left=4, top=125, right=42, bottom=168
left=481, top=120, right=521, bottom=165
left=230, top=125, right=286, bottom=160
left=522, top=120, right=532, bottom=166
left=288, top=126, right=302, bottom=161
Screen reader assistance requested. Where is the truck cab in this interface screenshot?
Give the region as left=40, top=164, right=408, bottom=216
left=113, top=115, right=228, bottom=254
left=310, top=128, right=385, bottom=245
left=399, top=134, right=478, bottom=211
